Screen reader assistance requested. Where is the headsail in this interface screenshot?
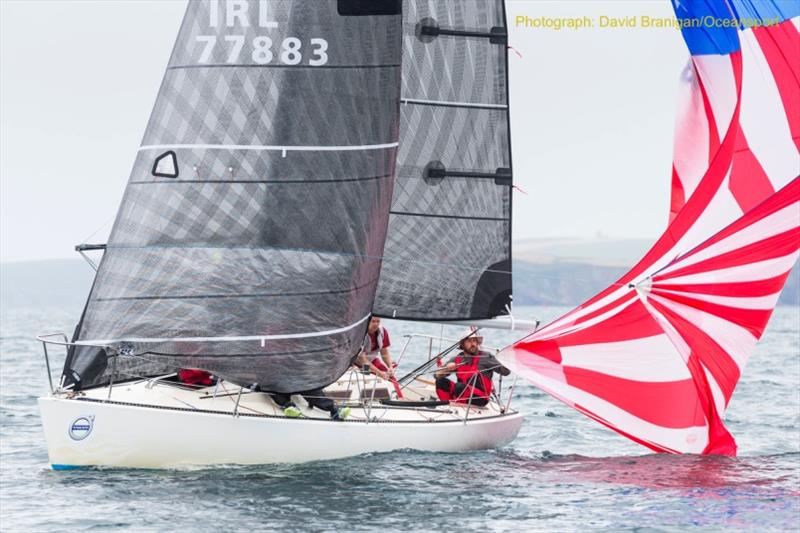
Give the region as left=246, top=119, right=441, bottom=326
left=373, top=0, right=514, bottom=321
left=63, top=0, right=402, bottom=393
left=499, top=0, right=800, bottom=455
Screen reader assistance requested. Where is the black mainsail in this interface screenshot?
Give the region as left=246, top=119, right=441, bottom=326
left=373, top=0, right=513, bottom=321
left=63, top=0, right=402, bottom=393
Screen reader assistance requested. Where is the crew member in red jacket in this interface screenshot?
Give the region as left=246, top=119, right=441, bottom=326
left=435, top=327, right=510, bottom=407
left=355, top=315, right=395, bottom=380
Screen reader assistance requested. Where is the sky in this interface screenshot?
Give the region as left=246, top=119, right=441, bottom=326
left=0, top=0, right=688, bottom=263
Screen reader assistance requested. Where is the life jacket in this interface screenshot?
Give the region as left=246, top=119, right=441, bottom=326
left=454, top=354, right=493, bottom=398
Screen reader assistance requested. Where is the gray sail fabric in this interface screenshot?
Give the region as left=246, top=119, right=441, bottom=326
left=373, top=0, right=513, bottom=321
left=63, top=0, right=402, bottom=393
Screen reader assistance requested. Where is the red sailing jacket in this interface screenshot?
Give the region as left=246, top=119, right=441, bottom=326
left=454, top=354, right=493, bottom=398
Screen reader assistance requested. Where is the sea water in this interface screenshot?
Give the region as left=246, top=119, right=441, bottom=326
left=1, top=305, right=798, bottom=531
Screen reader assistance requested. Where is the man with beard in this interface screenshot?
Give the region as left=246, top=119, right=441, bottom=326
left=434, top=327, right=510, bottom=407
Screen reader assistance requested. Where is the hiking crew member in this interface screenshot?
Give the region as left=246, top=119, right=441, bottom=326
left=267, top=388, right=350, bottom=421
left=434, top=328, right=510, bottom=407
left=355, top=316, right=395, bottom=380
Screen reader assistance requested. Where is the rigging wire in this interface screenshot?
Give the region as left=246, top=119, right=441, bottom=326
left=79, top=213, right=116, bottom=246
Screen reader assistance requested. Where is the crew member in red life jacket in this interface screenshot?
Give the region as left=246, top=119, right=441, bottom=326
left=355, top=315, right=395, bottom=380
left=434, top=327, right=510, bottom=407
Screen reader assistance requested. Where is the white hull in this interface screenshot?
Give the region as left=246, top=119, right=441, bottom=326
left=39, top=375, right=523, bottom=469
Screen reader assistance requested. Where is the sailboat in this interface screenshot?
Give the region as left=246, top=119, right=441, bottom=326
left=38, top=0, right=799, bottom=468
left=38, top=0, right=529, bottom=468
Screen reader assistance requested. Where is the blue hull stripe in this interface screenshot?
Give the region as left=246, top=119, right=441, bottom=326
left=51, top=464, right=87, bottom=471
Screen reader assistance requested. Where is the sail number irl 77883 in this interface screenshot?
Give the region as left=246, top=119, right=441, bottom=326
left=195, top=35, right=329, bottom=66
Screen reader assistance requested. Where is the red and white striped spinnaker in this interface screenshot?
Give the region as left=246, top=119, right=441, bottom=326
left=499, top=0, right=799, bottom=456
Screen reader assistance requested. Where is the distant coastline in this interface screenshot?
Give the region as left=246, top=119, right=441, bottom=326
left=2, top=241, right=797, bottom=313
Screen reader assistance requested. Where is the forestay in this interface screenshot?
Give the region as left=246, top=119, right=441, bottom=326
left=499, top=0, right=800, bottom=455
left=63, top=0, right=402, bottom=393
left=373, top=0, right=514, bottom=321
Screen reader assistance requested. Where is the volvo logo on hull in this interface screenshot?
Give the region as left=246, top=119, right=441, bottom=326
left=68, top=416, right=94, bottom=441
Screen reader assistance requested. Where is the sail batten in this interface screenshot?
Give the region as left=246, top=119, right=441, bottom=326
left=138, top=143, right=400, bottom=152
left=400, top=98, right=508, bottom=109
left=73, top=313, right=371, bottom=346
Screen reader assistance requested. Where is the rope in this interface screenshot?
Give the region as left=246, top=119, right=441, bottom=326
left=395, top=331, right=473, bottom=388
